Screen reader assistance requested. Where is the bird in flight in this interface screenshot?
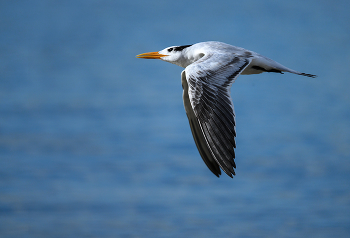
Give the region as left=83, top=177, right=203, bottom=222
left=137, top=41, right=316, bottom=178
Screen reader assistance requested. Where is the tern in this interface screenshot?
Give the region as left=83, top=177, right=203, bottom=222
left=137, top=41, right=316, bottom=178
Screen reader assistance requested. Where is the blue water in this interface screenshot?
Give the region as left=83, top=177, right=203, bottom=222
left=1, top=1, right=350, bottom=237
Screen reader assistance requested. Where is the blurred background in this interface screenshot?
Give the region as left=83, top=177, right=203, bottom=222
left=1, top=0, right=349, bottom=237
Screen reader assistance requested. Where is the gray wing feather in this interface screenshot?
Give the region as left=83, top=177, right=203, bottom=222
left=183, top=53, right=251, bottom=177
left=182, top=70, right=221, bottom=177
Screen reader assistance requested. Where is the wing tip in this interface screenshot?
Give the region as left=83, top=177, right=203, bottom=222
left=299, top=72, right=317, bottom=78
left=213, top=167, right=235, bottom=178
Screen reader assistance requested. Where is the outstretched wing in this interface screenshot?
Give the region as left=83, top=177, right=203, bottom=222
left=182, top=53, right=251, bottom=177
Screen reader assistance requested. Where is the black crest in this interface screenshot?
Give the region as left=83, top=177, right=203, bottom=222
left=174, top=44, right=192, bottom=51
left=168, top=44, right=192, bottom=52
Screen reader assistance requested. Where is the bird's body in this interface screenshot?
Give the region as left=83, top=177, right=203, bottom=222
left=137, top=41, right=316, bottom=178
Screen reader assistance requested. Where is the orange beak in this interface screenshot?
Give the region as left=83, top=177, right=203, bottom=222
left=136, top=52, right=168, bottom=59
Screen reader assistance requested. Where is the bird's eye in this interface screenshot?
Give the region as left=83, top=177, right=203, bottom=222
left=168, top=48, right=173, bottom=52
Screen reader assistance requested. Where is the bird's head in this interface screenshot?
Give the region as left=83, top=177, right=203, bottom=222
left=136, top=45, right=193, bottom=67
